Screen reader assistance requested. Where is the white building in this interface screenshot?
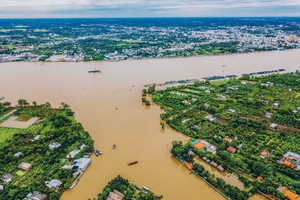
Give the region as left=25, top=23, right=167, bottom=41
left=49, top=142, right=61, bottom=150
left=45, top=179, right=62, bottom=189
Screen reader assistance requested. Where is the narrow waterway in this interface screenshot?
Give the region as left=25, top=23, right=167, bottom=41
left=0, top=49, right=299, bottom=200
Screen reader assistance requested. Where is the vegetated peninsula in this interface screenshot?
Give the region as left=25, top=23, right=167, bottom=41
left=0, top=18, right=299, bottom=62
left=149, top=72, right=300, bottom=200
left=96, top=175, right=160, bottom=200
left=0, top=100, right=94, bottom=200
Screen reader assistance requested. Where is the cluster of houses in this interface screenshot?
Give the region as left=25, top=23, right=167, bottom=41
left=0, top=141, right=91, bottom=198
left=192, top=139, right=217, bottom=155
left=279, top=152, right=300, bottom=170
left=202, top=156, right=224, bottom=172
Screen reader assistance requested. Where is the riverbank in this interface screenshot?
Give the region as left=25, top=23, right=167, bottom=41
left=0, top=49, right=299, bottom=200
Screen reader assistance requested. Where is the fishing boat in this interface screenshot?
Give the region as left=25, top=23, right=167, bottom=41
left=134, top=184, right=141, bottom=190
left=128, top=160, right=138, bottom=165
left=142, top=186, right=149, bottom=191
left=94, top=149, right=102, bottom=156
left=155, top=194, right=163, bottom=198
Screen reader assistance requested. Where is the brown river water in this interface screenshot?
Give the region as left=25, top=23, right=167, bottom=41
left=0, top=49, right=299, bottom=200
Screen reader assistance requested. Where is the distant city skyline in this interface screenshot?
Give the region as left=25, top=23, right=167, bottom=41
left=0, top=0, right=299, bottom=18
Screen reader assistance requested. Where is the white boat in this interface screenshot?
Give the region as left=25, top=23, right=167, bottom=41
left=142, top=186, right=150, bottom=191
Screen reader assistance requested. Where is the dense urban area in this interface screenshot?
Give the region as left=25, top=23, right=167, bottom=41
left=145, top=72, right=300, bottom=200
left=0, top=18, right=299, bottom=62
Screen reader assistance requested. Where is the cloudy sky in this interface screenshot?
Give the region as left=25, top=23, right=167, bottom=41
left=0, top=0, right=299, bottom=18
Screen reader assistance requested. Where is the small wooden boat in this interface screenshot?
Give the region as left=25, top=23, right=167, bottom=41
left=94, top=149, right=102, bottom=156
left=128, top=160, right=138, bottom=165
left=142, top=186, right=149, bottom=191
left=134, top=184, right=141, bottom=190
left=112, top=144, right=116, bottom=149
left=155, top=194, right=163, bottom=198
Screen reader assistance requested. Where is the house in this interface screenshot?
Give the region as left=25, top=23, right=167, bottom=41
left=80, top=144, right=86, bottom=150
left=217, top=95, right=227, bottom=100
left=107, top=190, right=124, bottom=200
left=192, top=125, right=202, bottom=130
left=265, top=112, right=272, bottom=118
left=238, top=143, right=243, bottom=148
left=224, top=136, right=232, bottom=143
left=205, top=115, right=216, bottom=122
left=256, top=176, right=263, bottom=182
left=33, top=135, right=40, bottom=140
left=18, top=162, right=32, bottom=171
left=45, top=179, right=62, bottom=189
left=210, top=161, right=218, bottom=167
left=1, top=173, right=13, bottom=184
left=226, top=146, right=237, bottom=153
left=66, top=149, right=81, bottom=159
left=184, top=161, right=194, bottom=170
left=0, top=185, right=3, bottom=191
left=283, top=160, right=296, bottom=169
left=199, top=86, right=209, bottom=90
left=273, top=103, right=279, bottom=108
left=49, top=142, right=61, bottom=150
left=227, top=85, right=239, bottom=90
left=24, top=191, right=48, bottom=200
left=181, top=119, right=191, bottom=124
left=73, top=157, right=91, bottom=171
left=192, top=98, right=198, bottom=102
left=14, top=152, right=23, bottom=158
left=227, top=109, right=236, bottom=113
left=260, top=151, right=270, bottom=159
left=270, top=123, right=277, bottom=129
left=277, top=187, right=300, bottom=200
left=217, top=165, right=224, bottom=172
left=206, top=144, right=217, bottom=154
left=204, top=103, right=210, bottom=108
left=182, top=100, right=191, bottom=105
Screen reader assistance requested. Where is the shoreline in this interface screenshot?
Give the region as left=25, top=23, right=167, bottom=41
left=1, top=48, right=299, bottom=64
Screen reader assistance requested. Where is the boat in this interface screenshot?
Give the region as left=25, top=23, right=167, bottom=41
left=94, top=149, right=102, bottom=156
left=142, top=186, right=149, bottom=191
left=88, top=68, right=101, bottom=73
left=155, top=194, right=163, bottom=198
left=0, top=97, right=4, bottom=100
left=141, top=189, right=147, bottom=194
left=134, top=184, right=141, bottom=190
left=128, top=160, right=138, bottom=165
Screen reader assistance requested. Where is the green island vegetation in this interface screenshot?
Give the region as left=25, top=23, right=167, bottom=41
left=95, top=175, right=159, bottom=200
left=0, top=100, right=94, bottom=200
left=150, top=72, right=300, bottom=200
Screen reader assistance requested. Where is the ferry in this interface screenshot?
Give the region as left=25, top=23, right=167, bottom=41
left=134, top=184, right=141, bottom=190
left=128, top=160, right=138, bottom=165
left=94, top=149, right=102, bottom=156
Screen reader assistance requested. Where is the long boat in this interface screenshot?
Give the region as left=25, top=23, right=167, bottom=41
left=142, top=186, right=150, bottom=191
left=128, top=160, right=138, bottom=165
left=134, top=184, right=141, bottom=190
left=88, top=69, right=101, bottom=73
